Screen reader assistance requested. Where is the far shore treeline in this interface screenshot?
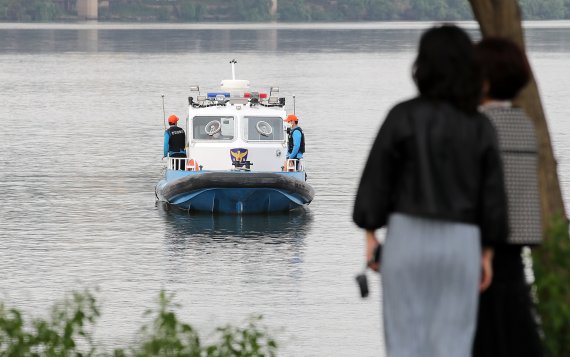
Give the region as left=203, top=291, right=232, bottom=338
left=1, top=0, right=570, bottom=22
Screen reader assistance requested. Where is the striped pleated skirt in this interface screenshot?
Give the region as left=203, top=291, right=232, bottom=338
left=381, top=213, right=481, bottom=357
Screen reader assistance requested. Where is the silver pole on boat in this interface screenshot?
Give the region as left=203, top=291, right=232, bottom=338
left=161, top=94, right=166, bottom=130
left=293, top=94, right=296, bottom=114
left=185, top=115, right=189, bottom=151
left=230, top=59, right=237, bottom=80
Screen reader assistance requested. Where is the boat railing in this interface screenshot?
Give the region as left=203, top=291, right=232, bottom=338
left=167, top=157, right=185, bottom=170
left=167, top=157, right=201, bottom=171
left=284, top=159, right=305, bottom=172
left=167, top=157, right=304, bottom=172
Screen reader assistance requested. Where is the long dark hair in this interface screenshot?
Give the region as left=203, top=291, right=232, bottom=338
left=413, top=24, right=482, bottom=113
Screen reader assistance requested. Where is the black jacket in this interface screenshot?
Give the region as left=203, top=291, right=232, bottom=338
left=353, top=97, right=508, bottom=246
left=287, top=127, right=305, bottom=157
left=167, top=125, right=186, bottom=153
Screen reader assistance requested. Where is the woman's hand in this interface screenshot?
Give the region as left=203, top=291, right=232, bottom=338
left=480, top=247, right=494, bottom=292
left=366, top=230, right=380, bottom=272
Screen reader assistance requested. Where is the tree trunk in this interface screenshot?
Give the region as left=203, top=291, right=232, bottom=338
left=469, top=0, right=567, bottom=233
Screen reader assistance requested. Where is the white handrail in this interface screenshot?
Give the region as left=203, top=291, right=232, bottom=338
left=285, top=159, right=305, bottom=172
left=167, top=157, right=189, bottom=171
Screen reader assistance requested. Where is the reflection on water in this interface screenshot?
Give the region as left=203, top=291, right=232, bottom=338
left=0, top=28, right=421, bottom=54
left=158, top=205, right=312, bottom=295
left=77, top=28, right=98, bottom=52
left=2, top=24, right=570, bottom=54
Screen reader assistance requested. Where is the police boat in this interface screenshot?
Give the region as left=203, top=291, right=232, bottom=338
left=155, top=63, right=314, bottom=214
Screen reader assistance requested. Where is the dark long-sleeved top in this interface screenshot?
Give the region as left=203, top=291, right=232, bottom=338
left=353, top=97, right=509, bottom=246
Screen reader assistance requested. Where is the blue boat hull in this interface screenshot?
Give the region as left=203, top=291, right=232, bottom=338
left=156, top=171, right=314, bottom=214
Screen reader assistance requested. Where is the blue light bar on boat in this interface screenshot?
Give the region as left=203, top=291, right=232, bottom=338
left=207, top=92, right=230, bottom=98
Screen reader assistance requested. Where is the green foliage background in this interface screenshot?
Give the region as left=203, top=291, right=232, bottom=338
left=2, top=0, right=570, bottom=22
left=532, top=215, right=570, bottom=357
left=0, top=291, right=277, bottom=356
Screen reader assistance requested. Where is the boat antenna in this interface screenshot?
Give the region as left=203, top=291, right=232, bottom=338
left=161, top=94, right=166, bottom=130
left=293, top=94, right=296, bottom=114
left=230, top=59, right=237, bottom=80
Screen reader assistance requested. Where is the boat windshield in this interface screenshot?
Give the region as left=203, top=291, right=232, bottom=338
left=192, top=116, right=235, bottom=140
left=244, top=116, right=284, bottom=141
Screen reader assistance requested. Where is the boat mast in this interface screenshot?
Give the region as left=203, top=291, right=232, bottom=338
left=230, top=59, right=237, bottom=80
left=161, top=94, right=166, bottom=130
left=293, top=95, right=296, bottom=114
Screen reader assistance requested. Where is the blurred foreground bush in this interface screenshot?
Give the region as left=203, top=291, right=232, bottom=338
left=532, top=214, right=570, bottom=357
left=0, top=291, right=277, bottom=356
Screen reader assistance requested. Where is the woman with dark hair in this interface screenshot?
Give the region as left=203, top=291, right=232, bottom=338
left=353, top=25, right=508, bottom=356
left=474, top=37, right=543, bottom=357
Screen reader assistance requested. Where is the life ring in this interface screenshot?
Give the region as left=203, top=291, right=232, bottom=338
left=186, top=159, right=200, bottom=171
left=205, top=120, right=221, bottom=136
left=256, top=120, right=273, bottom=136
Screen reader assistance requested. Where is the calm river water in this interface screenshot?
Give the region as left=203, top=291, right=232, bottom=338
left=1, top=22, right=570, bottom=356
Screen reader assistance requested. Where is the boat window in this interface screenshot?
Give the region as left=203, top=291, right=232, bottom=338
left=192, top=116, right=234, bottom=140
left=244, top=117, right=284, bottom=141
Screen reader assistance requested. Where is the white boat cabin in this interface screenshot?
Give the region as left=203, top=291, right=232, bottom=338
left=182, top=79, right=293, bottom=172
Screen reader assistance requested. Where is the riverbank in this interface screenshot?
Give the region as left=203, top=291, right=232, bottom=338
left=3, top=20, right=570, bottom=31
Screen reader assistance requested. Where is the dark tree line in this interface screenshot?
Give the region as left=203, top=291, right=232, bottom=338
left=1, top=0, right=570, bottom=22
left=0, top=0, right=61, bottom=21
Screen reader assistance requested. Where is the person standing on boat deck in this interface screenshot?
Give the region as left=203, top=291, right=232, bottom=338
left=284, top=114, right=305, bottom=169
left=473, top=38, right=543, bottom=357
left=352, top=25, right=509, bottom=357
left=163, top=114, right=187, bottom=170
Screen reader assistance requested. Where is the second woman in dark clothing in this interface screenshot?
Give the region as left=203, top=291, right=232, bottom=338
left=353, top=25, right=509, bottom=357
left=473, top=37, right=543, bottom=357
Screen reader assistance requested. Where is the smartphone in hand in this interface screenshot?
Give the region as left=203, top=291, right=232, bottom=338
left=356, top=244, right=383, bottom=299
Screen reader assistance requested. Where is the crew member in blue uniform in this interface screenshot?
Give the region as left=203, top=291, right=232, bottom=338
left=284, top=114, right=305, bottom=169
left=164, top=114, right=186, bottom=169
